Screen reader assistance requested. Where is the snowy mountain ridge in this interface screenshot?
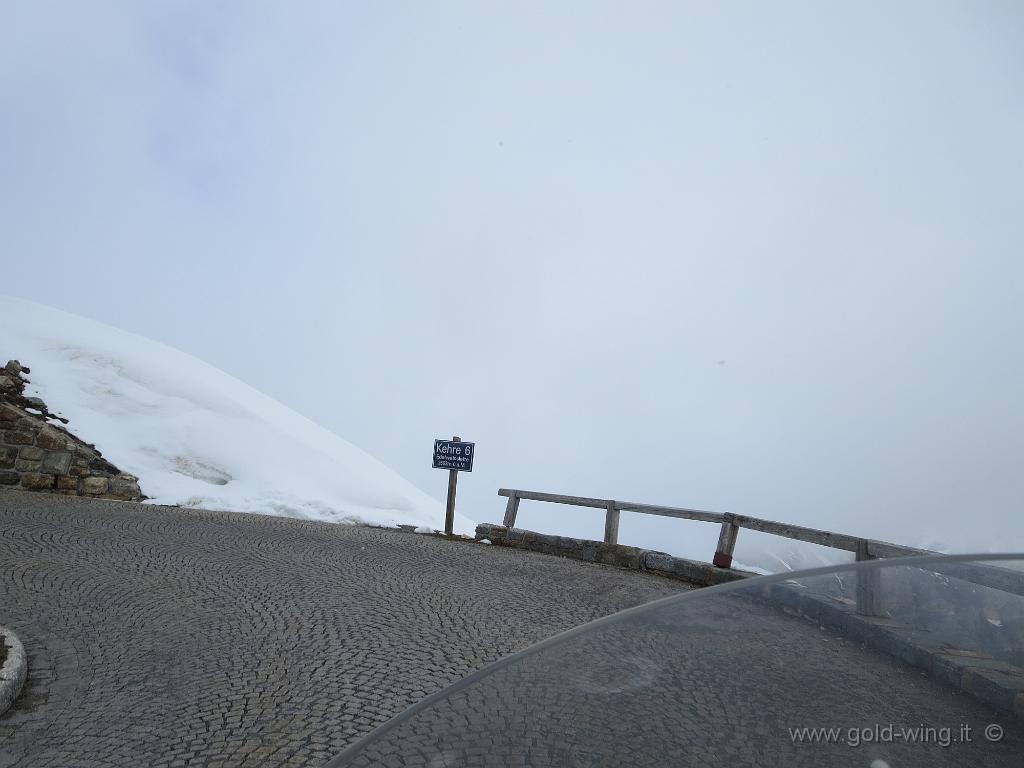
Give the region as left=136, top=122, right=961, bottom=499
left=0, top=295, right=474, bottom=534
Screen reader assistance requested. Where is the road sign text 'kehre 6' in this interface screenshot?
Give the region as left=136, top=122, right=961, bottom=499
left=433, top=440, right=474, bottom=472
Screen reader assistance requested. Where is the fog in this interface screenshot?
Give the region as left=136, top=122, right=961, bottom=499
left=3, top=2, right=1022, bottom=567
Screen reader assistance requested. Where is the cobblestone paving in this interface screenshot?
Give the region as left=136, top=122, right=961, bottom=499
left=0, top=490, right=686, bottom=767
left=338, top=591, right=1024, bottom=767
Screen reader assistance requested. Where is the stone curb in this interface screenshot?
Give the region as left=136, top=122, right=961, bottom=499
left=475, top=523, right=1024, bottom=724
left=474, top=523, right=755, bottom=586
left=0, top=625, right=28, bottom=717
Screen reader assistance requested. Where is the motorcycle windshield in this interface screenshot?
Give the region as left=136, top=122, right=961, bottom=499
left=327, top=554, right=1024, bottom=768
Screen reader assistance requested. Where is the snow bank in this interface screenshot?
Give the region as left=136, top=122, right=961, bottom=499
left=0, top=295, right=475, bottom=533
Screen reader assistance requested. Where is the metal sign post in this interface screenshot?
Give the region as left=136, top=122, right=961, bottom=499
left=433, top=436, right=474, bottom=535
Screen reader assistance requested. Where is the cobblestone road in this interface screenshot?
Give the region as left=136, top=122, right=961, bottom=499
left=0, top=491, right=685, bottom=767
left=337, top=590, right=1024, bottom=767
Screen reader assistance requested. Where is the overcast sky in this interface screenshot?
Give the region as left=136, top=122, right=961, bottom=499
left=3, top=2, right=1022, bottom=567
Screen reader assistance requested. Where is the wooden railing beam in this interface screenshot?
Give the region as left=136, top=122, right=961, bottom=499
left=495, top=487, right=1024, bottom=599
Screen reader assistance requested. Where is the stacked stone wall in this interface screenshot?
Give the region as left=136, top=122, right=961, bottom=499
left=0, top=360, right=144, bottom=501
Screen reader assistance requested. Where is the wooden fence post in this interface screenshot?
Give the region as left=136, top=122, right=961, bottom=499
left=604, top=500, right=620, bottom=545
left=502, top=491, right=520, bottom=528
left=713, top=516, right=739, bottom=568
left=855, top=540, right=880, bottom=616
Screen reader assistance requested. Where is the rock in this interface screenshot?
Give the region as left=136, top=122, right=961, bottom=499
left=56, top=475, right=78, bottom=491
left=23, top=396, right=46, bottom=411
left=82, top=477, right=109, bottom=495
left=0, top=406, right=19, bottom=424
left=36, top=429, right=67, bottom=451
left=0, top=470, right=19, bottom=485
left=18, top=446, right=44, bottom=461
left=107, top=474, right=143, bottom=501
left=14, top=458, right=41, bottom=472
left=0, top=362, right=28, bottom=399
left=2, top=431, right=34, bottom=446
left=20, top=472, right=55, bottom=490
left=0, top=447, right=16, bottom=469
left=41, top=451, right=73, bottom=475
left=89, top=457, right=119, bottom=475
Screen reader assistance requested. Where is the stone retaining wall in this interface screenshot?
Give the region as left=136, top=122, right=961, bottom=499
left=474, top=523, right=753, bottom=586
left=0, top=360, right=144, bottom=501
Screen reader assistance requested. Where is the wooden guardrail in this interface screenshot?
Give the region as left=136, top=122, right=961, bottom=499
left=497, top=488, right=1024, bottom=614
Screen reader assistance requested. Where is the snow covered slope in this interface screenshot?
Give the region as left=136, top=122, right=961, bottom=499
left=0, top=296, right=474, bottom=533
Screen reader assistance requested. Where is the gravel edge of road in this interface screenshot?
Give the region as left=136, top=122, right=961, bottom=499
left=0, top=627, right=27, bottom=717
